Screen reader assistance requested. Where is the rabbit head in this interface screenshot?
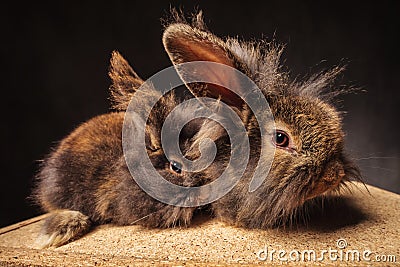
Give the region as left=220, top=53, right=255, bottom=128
left=161, top=11, right=362, bottom=227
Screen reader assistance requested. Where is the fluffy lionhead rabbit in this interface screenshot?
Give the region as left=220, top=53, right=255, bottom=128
left=34, top=11, right=361, bottom=248
left=33, top=49, right=231, bottom=248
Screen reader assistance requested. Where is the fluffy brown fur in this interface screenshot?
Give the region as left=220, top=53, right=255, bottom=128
left=161, top=10, right=362, bottom=228
left=33, top=51, right=228, bottom=247
left=33, top=10, right=361, bottom=247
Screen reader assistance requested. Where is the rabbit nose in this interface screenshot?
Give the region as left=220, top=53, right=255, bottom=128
left=337, top=168, right=346, bottom=179
left=305, top=164, right=345, bottom=201
left=321, top=165, right=345, bottom=183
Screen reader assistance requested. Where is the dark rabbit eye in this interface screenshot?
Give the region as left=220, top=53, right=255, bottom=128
left=274, top=130, right=290, bottom=148
left=170, top=161, right=183, bottom=174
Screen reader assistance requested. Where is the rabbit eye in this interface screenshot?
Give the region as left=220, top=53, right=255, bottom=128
left=273, top=130, right=290, bottom=148
left=170, top=161, right=183, bottom=174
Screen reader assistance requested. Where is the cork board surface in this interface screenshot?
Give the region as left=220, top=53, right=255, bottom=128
left=0, top=182, right=399, bottom=266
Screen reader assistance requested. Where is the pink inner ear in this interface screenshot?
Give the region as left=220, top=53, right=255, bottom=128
left=171, top=39, right=245, bottom=108
left=208, top=84, right=244, bottom=107
left=186, top=41, right=234, bottom=65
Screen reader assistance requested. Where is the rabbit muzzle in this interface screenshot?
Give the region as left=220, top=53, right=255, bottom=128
left=305, top=162, right=345, bottom=201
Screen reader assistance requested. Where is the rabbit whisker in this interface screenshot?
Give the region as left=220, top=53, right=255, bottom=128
left=359, top=165, right=397, bottom=173
left=129, top=211, right=159, bottom=225
left=355, top=156, right=399, bottom=160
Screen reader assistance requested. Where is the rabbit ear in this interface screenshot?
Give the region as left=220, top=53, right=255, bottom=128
left=163, top=23, right=245, bottom=108
left=109, top=51, right=144, bottom=110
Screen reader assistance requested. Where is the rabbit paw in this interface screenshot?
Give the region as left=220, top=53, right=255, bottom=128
left=35, top=210, right=91, bottom=248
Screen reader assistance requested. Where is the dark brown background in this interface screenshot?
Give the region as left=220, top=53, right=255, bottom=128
left=1, top=1, right=399, bottom=227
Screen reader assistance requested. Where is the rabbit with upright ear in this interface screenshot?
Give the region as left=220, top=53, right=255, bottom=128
left=162, top=11, right=362, bottom=228
left=33, top=51, right=232, bottom=248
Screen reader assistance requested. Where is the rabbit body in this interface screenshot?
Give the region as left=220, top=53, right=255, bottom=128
left=34, top=52, right=214, bottom=247
left=35, top=111, right=198, bottom=247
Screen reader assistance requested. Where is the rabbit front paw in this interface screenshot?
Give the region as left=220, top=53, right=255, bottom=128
left=34, top=209, right=91, bottom=248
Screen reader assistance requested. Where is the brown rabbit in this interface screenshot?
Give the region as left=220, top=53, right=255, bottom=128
left=33, top=50, right=231, bottom=247
left=161, top=11, right=362, bottom=228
